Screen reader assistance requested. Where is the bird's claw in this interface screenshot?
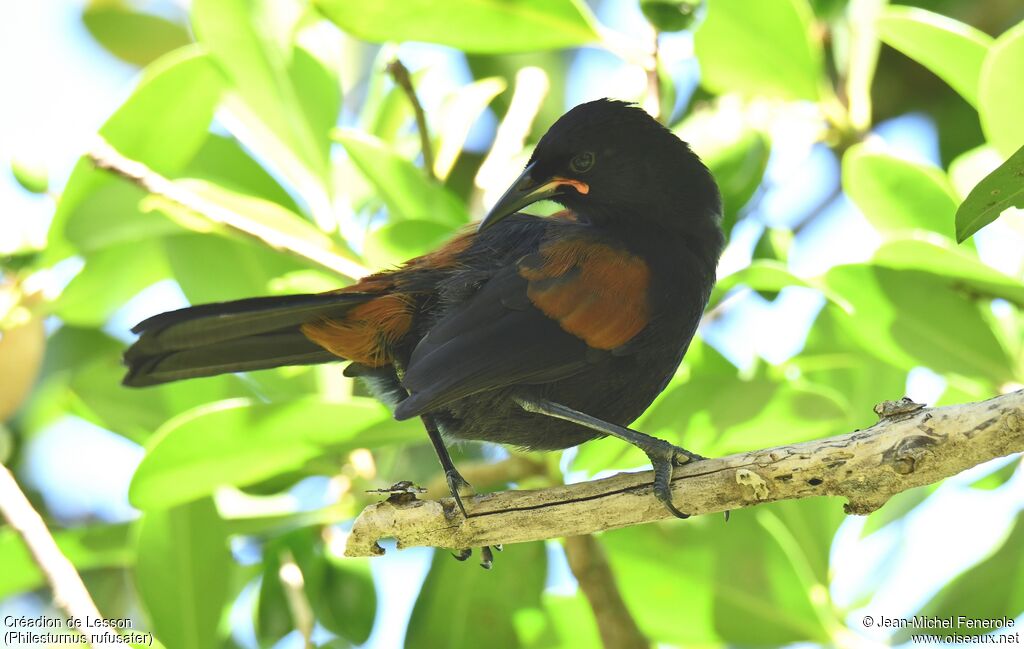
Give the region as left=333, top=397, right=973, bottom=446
left=650, top=455, right=689, bottom=519
left=450, top=546, right=497, bottom=569
left=480, top=546, right=494, bottom=570
left=444, top=468, right=473, bottom=518
left=644, top=440, right=704, bottom=519
left=672, top=447, right=705, bottom=466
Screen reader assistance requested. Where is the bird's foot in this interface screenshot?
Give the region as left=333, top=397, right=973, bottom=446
left=451, top=544, right=503, bottom=569
left=642, top=439, right=704, bottom=519
left=444, top=468, right=474, bottom=518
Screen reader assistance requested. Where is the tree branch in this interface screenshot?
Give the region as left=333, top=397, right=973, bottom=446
left=86, top=138, right=369, bottom=281
left=344, top=391, right=1024, bottom=556
left=0, top=463, right=120, bottom=648
left=564, top=534, right=649, bottom=649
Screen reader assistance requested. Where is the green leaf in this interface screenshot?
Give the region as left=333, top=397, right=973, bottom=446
left=979, top=21, right=1024, bottom=158
left=709, top=260, right=811, bottom=310
left=517, top=593, right=602, bottom=649
left=823, top=264, right=1012, bottom=382
left=640, top=0, right=700, bottom=33
left=679, top=115, right=770, bottom=234
left=254, top=553, right=292, bottom=644
left=0, top=524, right=133, bottom=599
left=893, top=511, right=1024, bottom=643
left=601, top=522, right=719, bottom=644
left=191, top=0, right=339, bottom=211
left=712, top=499, right=842, bottom=644
left=694, top=0, right=823, bottom=100
left=753, top=227, right=794, bottom=262
left=184, top=134, right=302, bottom=213
left=162, top=233, right=320, bottom=305
left=603, top=498, right=844, bottom=645
left=319, top=550, right=377, bottom=644
left=407, top=542, right=546, bottom=649
left=54, top=240, right=170, bottom=327
left=82, top=5, right=191, bottom=67
left=143, top=178, right=362, bottom=276
left=9, top=157, right=49, bottom=194
left=842, top=145, right=959, bottom=238
left=129, top=397, right=422, bottom=509
left=135, top=499, right=230, bottom=649
left=791, top=307, right=908, bottom=430
left=256, top=529, right=316, bottom=643
left=363, top=220, right=457, bottom=269
left=315, top=0, right=599, bottom=53
left=51, top=47, right=223, bottom=259
left=955, top=142, right=1024, bottom=242
left=949, top=144, right=1004, bottom=196
left=434, top=77, right=508, bottom=180
left=574, top=342, right=848, bottom=473
left=334, top=129, right=470, bottom=225
left=871, top=237, right=1024, bottom=307
left=69, top=350, right=254, bottom=442
left=875, top=6, right=993, bottom=108
left=255, top=528, right=377, bottom=646
left=63, top=183, right=185, bottom=253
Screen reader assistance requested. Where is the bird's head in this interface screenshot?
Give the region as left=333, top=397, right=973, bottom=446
left=479, top=99, right=722, bottom=233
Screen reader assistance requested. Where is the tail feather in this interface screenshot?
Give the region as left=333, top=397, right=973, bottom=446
left=124, top=330, right=338, bottom=386
left=124, top=292, right=369, bottom=387
left=128, top=292, right=371, bottom=356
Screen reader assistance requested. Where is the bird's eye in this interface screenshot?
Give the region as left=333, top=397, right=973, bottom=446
left=569, top=151, right=596, bottom=173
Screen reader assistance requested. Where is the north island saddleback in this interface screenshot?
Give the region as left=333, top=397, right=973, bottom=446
left=123, top=99, right=725, bottom=567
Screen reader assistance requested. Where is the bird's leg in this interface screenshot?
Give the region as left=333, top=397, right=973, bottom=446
left=391, top=359, right=473, bottom=517
left=421, top=420, right=503, bottom=568
left=513, top=396, right=702, bottom=519
left=421, top=414, right=473, bottom=518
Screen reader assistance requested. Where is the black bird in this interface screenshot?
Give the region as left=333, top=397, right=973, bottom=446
left=124, top=99, right=724, bottom=560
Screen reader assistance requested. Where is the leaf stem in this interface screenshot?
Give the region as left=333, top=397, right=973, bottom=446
left=386, top=58, right=436, bottom=180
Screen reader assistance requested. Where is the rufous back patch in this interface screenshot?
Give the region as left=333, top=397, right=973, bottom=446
left=519, top=238, right=650, bottom=349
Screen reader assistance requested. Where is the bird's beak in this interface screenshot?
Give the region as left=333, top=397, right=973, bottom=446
left=477, top=163, right=590, bottom=232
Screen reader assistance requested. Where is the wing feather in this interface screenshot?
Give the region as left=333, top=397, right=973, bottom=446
left=394, top=233, right=651, bottom=419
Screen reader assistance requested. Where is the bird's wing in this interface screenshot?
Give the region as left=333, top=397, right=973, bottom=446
left=394, top=233, right=652, bottom=419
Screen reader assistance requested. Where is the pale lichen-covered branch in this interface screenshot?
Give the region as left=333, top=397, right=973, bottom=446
left=0, top=465, right=119, bottom=648
left=344, top=391, right=1024, bottom=556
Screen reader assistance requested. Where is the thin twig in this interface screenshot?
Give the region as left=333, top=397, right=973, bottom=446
left=344, top=391, right=1024, bottom=555
left=278, top=550, right=315, bottom=649
left=792, top=181, right=843, bottom=235
left=0, top=464, right=120, bottom=648
left=86, top=138, right=369, bottom=281
left=564, top=535, right=649, bottom=649
left=386, top=58, right=435, bottom=179
left=643, top=26, right=662, bottom=123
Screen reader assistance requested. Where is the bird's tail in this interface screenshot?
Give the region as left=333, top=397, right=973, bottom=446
left=123, top=292, right=371, bottom=387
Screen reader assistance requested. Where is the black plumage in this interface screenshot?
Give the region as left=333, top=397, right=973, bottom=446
left=124, top=99, right=724, bottom=527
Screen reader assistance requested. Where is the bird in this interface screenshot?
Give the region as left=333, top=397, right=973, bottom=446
left=123, top=99, right=724, bottom=561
